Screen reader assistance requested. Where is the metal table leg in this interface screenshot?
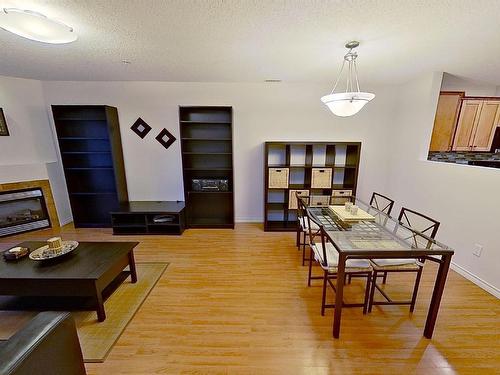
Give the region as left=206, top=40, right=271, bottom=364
left=424, top=254, right=451, bottom=338
left=333, top=253, right=346, bottom=338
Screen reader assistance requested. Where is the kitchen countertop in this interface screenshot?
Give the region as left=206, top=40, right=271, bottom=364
left=428, top=151, right=500, bottom=169
left=467, top=160, right=500, bottom=168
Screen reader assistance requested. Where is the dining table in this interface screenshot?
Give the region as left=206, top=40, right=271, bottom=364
left=306, top=197, right=454, bottom=339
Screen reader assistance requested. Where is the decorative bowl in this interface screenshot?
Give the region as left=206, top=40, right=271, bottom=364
left=29, top=241, right=79, bottom=261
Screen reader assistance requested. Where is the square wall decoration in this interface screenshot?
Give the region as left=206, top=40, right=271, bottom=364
left=155, top=128, right=176, bottom=149
left=130, top=117, right=152, bottom=139
left=0, top=109, right=9, bottom=136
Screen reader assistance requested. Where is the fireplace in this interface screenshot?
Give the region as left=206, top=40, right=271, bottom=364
left=0, top=188, right=51, bottom=237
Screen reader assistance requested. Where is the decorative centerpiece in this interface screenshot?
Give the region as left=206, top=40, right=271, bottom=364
left=47, top=237, right=63, bottom=255
left=328, top=205, right=376, bottom=222
left=29, top=237, right=79, bottom=261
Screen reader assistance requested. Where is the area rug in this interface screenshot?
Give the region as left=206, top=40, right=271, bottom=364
left=0, top=262, right=168, bottom=362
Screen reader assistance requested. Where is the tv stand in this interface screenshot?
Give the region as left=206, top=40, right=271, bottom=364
left=111, top=201, right=185, bottom=235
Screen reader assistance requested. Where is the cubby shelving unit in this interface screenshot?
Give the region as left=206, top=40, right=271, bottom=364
left=52, top=105, right=128, bottom=227
left=264, top=141, right=361, bottom=231
left=179, top=106, right=234, bottom=228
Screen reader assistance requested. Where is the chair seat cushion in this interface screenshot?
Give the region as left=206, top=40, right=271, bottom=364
left=371, top=258, right=420, bottom=270
left=311, top=243, right=371, bottom=272
left=299, top=217, right=319, bottom=231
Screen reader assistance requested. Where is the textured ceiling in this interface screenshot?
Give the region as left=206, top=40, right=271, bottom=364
left=0, top=0, right=499, bottom=84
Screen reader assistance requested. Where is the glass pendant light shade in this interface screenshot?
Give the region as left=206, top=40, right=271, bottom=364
left=321, top=92, right=375, bottom=117
left=322, top=41, right=374, bottom=117
left=0, top=8, right=77, bottom=44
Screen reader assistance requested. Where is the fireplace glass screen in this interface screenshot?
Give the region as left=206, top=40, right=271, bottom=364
left=0, top=188, right=51, bottom=237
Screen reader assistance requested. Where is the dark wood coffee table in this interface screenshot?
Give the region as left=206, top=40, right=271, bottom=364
left=0, top=241, right=138, bottom=322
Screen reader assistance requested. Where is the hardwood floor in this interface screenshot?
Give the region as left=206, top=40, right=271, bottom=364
left=1, top=224, right=499, bottom=374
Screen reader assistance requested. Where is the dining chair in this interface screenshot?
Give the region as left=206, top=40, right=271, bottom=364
left=305, top=208, right=373, bottom=315
left=297, top=194, right=335, bottom=266
left=368, top=207, right=440, bottom=313
left=369, top=192, right=395, bottom=284
left=369, top=192, right=395, bottom=216
left=296, top=193, right=319, bottom=266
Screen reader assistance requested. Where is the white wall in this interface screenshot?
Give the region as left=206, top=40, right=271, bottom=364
left=45, top=161, right=72, bottom=225
left=41, top=81, right=397, bottom=221
left=0, top=76, right=56, bottom=166
left=387, top=72, right=500, bottom=296
left=441, top=73, right=498, bottom=97
left=0, top=76, right=72, bottom=223
left=0, top=75, right=55, bottom=187
left=0, top=164, right=48, bottom=184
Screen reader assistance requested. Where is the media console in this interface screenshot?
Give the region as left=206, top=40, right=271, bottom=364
left=111, top=201, right=185, bottom=235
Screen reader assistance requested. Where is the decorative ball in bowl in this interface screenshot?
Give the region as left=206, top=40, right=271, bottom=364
left=29, top=238, right=79, bottom=261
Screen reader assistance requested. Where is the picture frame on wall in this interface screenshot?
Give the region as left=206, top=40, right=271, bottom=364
left=0, top=109, right=9, bottom=136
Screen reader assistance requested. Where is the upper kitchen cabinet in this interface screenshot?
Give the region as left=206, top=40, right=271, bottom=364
left=452, top=99, right=500, bottom=151
left=452, top=99, right=482, bottom=151
left=471, top=101, right=500, bottom=151
left=429, top=92, right=463, bottom=151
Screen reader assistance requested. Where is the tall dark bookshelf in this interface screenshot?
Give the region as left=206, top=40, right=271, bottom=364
left=52, top=105, right=128, bottom=227
left=264, top=141, right=361, bottom=231
left=179, top=106, right=234, bottom=228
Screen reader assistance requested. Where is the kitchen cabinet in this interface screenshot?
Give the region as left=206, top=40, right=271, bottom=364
left=471, top=101, right=500, bottom=151
left=452, top=100, right=482, bottom=151
left=429, top=92, right=463, bottom=151
left=452, top=99, right=500, bottom=151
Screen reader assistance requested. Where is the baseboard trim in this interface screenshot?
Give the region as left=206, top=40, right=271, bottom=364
left=235, top=218, right=262, bottom=223
left=450, top=261, right=499, bottom=299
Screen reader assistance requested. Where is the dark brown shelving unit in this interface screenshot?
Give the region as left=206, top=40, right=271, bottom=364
left=111, top=201, right=185, bottom=235
left=264, top=141, right=361, bottom=231
left=179, top=106, right=234, bottom=228
left=52, top=105, right=128, bottom=228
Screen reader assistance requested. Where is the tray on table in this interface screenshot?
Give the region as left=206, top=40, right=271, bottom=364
left=328, top=205, right=375, bottom=222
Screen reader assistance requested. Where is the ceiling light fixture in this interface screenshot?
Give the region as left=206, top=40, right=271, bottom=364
left=321, top=41, right=374, bottom=117
left=0, top=8, right=77, bottom=44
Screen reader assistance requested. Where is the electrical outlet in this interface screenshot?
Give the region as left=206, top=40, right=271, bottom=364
left=473, top=244, right=483, bottom=257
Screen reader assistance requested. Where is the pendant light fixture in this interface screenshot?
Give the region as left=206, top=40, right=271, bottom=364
left=321, top=41, right=374, bottom=117
left=0, top=8, right=77, bottom=44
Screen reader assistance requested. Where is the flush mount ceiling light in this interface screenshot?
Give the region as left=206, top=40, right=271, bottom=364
left=321, top=41, right=375, bottom=117
left=0, top=8, right=77, bottom=44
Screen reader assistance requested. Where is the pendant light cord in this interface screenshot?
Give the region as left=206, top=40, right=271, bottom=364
left=354, top=60, right=361, bottom=92
left=330, top=47, right=361, bottom=94
left=346, top=58, right=351, bottom=92
left=347, top=57, right=354, bottom=92
left=330, top=58, right=346, bottom=94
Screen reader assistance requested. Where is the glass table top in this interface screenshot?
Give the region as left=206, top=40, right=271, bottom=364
left=306, top=197, right=452, bottom=255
